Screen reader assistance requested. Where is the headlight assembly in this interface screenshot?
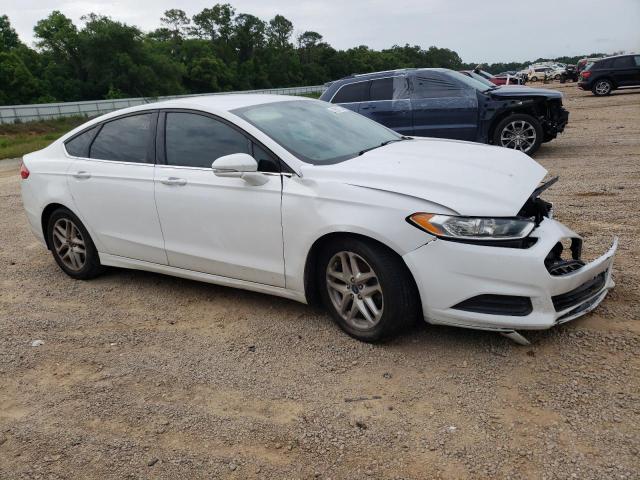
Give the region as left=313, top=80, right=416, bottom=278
left=408, top=213, right=535, bottom=241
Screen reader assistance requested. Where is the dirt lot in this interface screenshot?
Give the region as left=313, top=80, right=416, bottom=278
left=1, top=84, right=639, bottom=479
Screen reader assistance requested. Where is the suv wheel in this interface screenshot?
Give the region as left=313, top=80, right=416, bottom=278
left=47, top=208, right=104, bottom=280
left=493, top=114, right=543, bottom=155
left=592, top=79, right=612, bottom=96
left=318, top=238, right=418, bottom=342
left=530, top=75, right=538, bottom=82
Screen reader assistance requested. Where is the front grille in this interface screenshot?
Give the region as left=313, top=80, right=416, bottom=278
left=452, top=295, right=532, bottom=316
left=552, top=272, right=606, bottom=312
left=547, top=259, right=585, bottom=276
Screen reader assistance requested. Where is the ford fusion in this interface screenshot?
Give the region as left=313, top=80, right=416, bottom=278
left=20, top=95, right=617, bottom=344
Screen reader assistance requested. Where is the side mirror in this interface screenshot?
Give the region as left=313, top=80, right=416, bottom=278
left=212, top=153, right=267, bottom=186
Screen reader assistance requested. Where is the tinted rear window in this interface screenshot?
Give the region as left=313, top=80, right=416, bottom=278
left=65, top=126, right=97, bottom=157
left=90, top=114, right=153, bottom=163
left=332, top=81, right=370, bottom=103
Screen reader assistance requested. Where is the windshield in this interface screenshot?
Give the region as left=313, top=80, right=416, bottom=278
left=232, top=100, right=401, bottom=165
left=447, top=71, right=495, bottom=90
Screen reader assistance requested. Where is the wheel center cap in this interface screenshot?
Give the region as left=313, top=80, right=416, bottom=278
left=351, top=284, right=359, bottom=294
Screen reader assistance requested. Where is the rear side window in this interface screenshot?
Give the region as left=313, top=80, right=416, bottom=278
left=332, top=81, right=370, bottom=103
left=595, top=59, right=611, bottom=69
left=369, top=78, right=394, bottom=101
left=611, top=56, right=634, bottom=68
left=90, top=114, right=153, bottom=163
left=65, top=126, right=97, bottom=157
left=165, top=112, right=249, bottom=168
left=412, top=76, right=464, bottom=98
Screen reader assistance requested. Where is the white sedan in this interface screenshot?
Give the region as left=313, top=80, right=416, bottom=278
left=20, top=95, right=617, bottom=344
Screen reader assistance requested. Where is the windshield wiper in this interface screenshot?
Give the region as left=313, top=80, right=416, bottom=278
left=358, top=137, right=411, bottom=156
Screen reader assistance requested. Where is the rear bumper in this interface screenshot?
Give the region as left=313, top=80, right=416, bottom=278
left=403, top=218, right=617, bottom=332
left=578, top=81, right=591, bottom=90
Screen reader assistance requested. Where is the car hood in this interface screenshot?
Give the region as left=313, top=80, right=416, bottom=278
left=489, top=85, right=563, bottom=99
left=299, top=138, right=548, bottom=217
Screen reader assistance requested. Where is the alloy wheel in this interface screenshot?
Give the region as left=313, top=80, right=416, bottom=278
left=500, top=120, right=537, bottom=153
left=52, top=217, right=86, bottom=271
left=326, top=251, right=383, bottom=330
left=595, top=81, right=611, bottom=95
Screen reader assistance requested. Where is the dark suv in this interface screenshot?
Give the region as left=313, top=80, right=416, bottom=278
left=578, top=54, right=640, bottom=96
left=320, top=68, right=568, bottom=155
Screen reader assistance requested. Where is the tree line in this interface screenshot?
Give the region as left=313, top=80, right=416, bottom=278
left=0, top=7, right=611, bottom=106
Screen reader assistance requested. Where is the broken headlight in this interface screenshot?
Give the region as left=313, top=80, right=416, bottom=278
left=408, top=213, right=535, bottom=241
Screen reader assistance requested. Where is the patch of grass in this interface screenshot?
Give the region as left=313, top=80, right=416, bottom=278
left=0, top=116, right=88, bottom=160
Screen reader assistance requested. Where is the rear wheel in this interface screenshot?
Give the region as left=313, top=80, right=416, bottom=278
left=318, top=238, right=418, bottom=342
left=592, top=79, right=612, bottom=96
left=493, top=113, right=543, bottom=155
left=47, top=208, right=103, bottom=279
left=530, top=75, right=538, bottom=82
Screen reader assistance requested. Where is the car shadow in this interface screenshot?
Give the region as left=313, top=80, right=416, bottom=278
left=93, top=265, right=569, bottom=352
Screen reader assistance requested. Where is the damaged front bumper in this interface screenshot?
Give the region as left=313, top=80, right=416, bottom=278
left=403, top=218, right=617, bottom=333
left=542, top=107, right=569, bottom=141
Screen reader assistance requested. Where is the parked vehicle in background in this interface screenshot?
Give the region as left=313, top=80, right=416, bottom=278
left=578, top=54, right=640, bottom=96
left=560, top=65, right=579, bottom=83
left=461, top=67, right=525, bottom=85
left=20, top=94, right=617, bottom=344
left=577, top=57, right=604, bottom=73
left=320, top=68, right=568, bottom=155
left=527, top=67, right=554, bottom=82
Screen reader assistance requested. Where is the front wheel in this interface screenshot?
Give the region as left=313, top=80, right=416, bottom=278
left=592, top=79, right=612, bottom=96
left=492, top=114, right=543, bottom=155
left=318, top=238, right=419, bottom=342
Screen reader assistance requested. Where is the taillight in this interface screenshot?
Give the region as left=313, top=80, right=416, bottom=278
left=20, top=162, right=30, bottom=179
left=581, top=71, right=591, bottom=79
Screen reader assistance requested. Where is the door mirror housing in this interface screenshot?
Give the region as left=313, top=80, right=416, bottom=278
left=212, top=153, right=267, bottom=186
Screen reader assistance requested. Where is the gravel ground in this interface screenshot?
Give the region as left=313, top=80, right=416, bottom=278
left=1, top=84, right=639, bottom=479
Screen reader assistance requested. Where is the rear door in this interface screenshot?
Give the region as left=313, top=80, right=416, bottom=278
left=66, top=112, right=167, bottom=264
left=409, top=73, right=478, bottom=140
left=610, top=56, right=638, bottom=86
left=330, top=81, right=370, bottom=113
left=358, top=77, right=412, bottom=135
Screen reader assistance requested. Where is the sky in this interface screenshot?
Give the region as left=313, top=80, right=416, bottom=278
left=5, top=0, right=640, bottom=63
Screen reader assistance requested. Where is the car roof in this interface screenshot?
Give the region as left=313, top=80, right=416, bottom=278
left=151, top=93, right=308, bottom=112
left=57, top=94, right=314, bottom=144
left=335, top=67, right=451, bottom=83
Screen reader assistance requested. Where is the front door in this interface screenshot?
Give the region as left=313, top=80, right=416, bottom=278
left=153, top=111, right=285, bottom=287
left=409, top=73, right=478, bottom=141
left=359, top=77, right=412, bottom=136
left=66, top=112, right=167, bottom=264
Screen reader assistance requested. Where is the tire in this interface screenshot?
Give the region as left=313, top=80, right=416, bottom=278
left=492, top=113, right=543, bottom=155
left=554, top=74, right=561, bottom=80
left=46, top=208, right=104, bottom=280
left=530, top=76, right=538, bottom=82
left=317, top=237, right=419, bottom=342
left=592, top=79, right=612, bottom=96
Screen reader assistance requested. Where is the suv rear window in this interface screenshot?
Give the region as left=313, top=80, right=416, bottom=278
left=332, top=81, right=370, bottom=103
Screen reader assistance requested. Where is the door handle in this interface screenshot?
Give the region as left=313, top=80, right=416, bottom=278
left=160, top=177, right=187, bottom=186
left=360, top=106, right=377, bottom=110
left=73, top=171, right=91, bottom=180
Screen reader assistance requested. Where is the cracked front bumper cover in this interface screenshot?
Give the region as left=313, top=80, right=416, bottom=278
left=402, top=218, right=617, bottom=332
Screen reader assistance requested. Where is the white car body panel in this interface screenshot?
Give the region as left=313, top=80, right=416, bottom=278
left=19, top=94, right=618, bottom=338
left=67, top=157, right=167, bottom=264
left=153, top=165, right=285, bottom=286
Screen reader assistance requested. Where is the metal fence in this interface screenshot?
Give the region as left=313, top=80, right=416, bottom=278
left=0, top=85, right=325, bottom=124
